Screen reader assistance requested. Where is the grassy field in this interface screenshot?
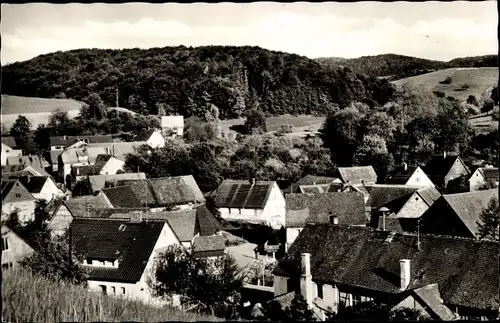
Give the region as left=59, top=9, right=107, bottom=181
left=2, top=268, right=220, bottom=322
left=392, top=67, right=498, bottom=102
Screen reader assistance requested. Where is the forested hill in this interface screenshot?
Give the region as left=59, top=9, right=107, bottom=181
left=1, top=46, right=396, bottom=119
left=315, top=54, right=498, bottom=80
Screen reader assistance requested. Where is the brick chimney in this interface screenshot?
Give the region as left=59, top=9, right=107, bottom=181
left=400, top=259, right=411, bottom=290
left=300, top=253, right=313, bottom=307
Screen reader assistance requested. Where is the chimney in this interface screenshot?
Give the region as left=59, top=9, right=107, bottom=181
left=403, top=162, right=408, bottom=171
left=330, top=214, right=339, bottom=225
left=443, top=151, right=447, bottom=159
left=400, top=259, right=411, bottom=291
left=300, top=253, right=313, bottom=307
left=27, top=174, right=31, bottom=183
left=250, top=177, right=256, bottom=186
left=77, top=168, right=80, bottom=176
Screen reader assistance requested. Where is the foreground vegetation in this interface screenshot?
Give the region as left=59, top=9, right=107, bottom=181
left=1, top=268, right=220, bottom=323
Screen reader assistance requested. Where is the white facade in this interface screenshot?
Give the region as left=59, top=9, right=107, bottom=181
left=161, top=116, right=184, bottom=137
left=146, top=130, right=166, bottom=149
left=2, top=200, right=36, bottom=224
left=469, top=168, right=486, bottom=191
left=1, top=143, right=22, bottom=166
left=85, top=222, right=181, bottom=305
left=99, top=157, right=125, bottom=175
left=286, top=227, right=302, bottom=250
left=33, top=177, right=61, bottom=202
left=219, top=183, right=286, bottom=229
left=405, top=167, right=435, bottom=187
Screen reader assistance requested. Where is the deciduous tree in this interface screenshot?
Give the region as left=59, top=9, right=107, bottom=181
left=477, top=197, right=499, bottom=241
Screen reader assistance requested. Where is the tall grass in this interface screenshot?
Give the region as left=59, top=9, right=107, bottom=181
left=2, top=268, right=220, bottom=322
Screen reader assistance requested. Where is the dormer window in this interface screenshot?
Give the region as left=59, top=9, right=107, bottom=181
left=118, top=224, right=127, bottom=231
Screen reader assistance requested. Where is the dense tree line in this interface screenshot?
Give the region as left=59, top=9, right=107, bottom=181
left=2, top=46, right=396, bottom=119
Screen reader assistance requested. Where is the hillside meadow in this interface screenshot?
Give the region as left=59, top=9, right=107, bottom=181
left=2, top=268, right=220, bottom=323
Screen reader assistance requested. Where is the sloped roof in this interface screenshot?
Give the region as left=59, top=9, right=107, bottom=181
left=72, top=164, right=103, bottom=177
left=423, top=155, right=469, bottom=185
left=137, top=209, right=198, bottom=242
left=380, top=186, right=441, bottom=216
left=192, top=235, right=225, bottom=253
left=411, top=284, right=458, bottom=320
left=61, top=141, right=146, bottom=164
left=50, top=135, right=114, bottom=147
left=274, top=224, right=499, bottom=311
left=416, top=186, right=441, bottom=206
left=6, top=155, right=49, bottom=176
left=1, top=180, right=17, bottom=201
left=1, top=165, right=42, bottom=177
left=134, top=129, right=157, bottom=142
left=364, top=184, right=421, bottom=209
left=1, top=136, right=23, bottom=149
left=285, top=192, right=366, bottom=228
left=48, top=150, right=62, bottom=165
left=385, top=166, right=419, bottom=185
left=479, top=167, right=499, bottom=183
left=442, top=189, right=498, bottom=237
left=337, top=166, right=378, bottom=185
left=100, top=186, right=143, bottom=208
left=195, top=204, right=224, bottom=236
left=64, top=195, right=114, bottom=218
left=71, top=218, right=166, bottom=283
left=17, top=176, right=48, bottom=194
left=287, top=175, right=341, bottom=193
left=214, top=179, right=275, bottom=209
left=88, top=172, right=146, bottom=192
left=298, top=184, right=331, bottom=194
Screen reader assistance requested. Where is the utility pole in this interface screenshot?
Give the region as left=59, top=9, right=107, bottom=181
left=496, top=8, right=500, bottom=318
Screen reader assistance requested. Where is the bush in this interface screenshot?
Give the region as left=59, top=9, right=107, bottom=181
left=276, top=124, right=294, bottom=136
left=481, top=98, right=495, bottom=113
left=2, top=268, right=219, bottom=322
left=440, top=76, right=453, bottom=84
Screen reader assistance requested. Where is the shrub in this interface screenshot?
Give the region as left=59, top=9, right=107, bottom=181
left=440, top=76, right=453, bottom=84
left=276, top=124, right=294, bottom=136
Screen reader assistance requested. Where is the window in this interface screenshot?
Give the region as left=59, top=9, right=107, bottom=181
left=352, top=295, right=362, bottom=308
left=2, top=262, right=14, bottom=270
left=2, top=238, right=9, bottom=251
left=15, top=193, right=21, bottom=198
left=316, top=283, right=324, bottom=299
left=339, top=292, right=349, bottom=306
left=100, top=260, right=105, bottom=266
left=238, top=209, right=242, bottom=215
left=86, top=258, right=92, bottom=265
left=111, top=286, right=116, bottom=294
left=121, top=287, right=126, bottom=295
left=99, top=285, right=107, bottom=295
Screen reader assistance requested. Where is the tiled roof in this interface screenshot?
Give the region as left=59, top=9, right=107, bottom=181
left=298, top=184, right=331, bottom=194
left=100, top=186, right=143, bottom=208
left=287, top=175, right=341, bottom=194
left=50, top=135, right=114, bottom=147
left=214, top=179, right=275, bottom=209
left=17, top=176, right=48, bottom=193
left=1, top=180, right=17, bottom=201
left=480, top=167, right=499, bottom=183
left=47, top=150, right=62, bottom=165
left=6, top=155, right=49, bottom=176
left=194, top=204, right=224, bottom=236
left=423, top=155, right=469, bottom=185
left=385, top=166, right=419, bottom=185
left=133, top=129, right=157, bottom=142
left=192, top=235, right=225, bottom=253
left=1, top=165, right=42, bottom=177
left=411, top=284, right=458, bottom=320
left=416, top=186, right=441, bottom=206
left=1, top=136, right=23, bottom=149
left=61, top=142, right=146, bottom=164
left=442, top=189, right=498, bottom=237
left=71, top=218, right=166, bottom=283
left=72, top=164, right=103, bottom=177
left=274, top=224, right=499, bottom=311
left=285, top=192, right=366, bottom=228
left=364, top=184, right=421, bottom=209
left=64, top=195, right=114, bottom=218
left=337, top=166, right=378, bottom=185
left=88, top=172, right=146, bottom=192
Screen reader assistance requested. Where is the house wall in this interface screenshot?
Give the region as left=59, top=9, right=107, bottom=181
left=100, top=158, right=125, bottom=175
left=469, top=169, right=485, bottom=191
left=1, top=225, right=35, bottom=269
left=1, top=145, right=22, bottom=166
left=273, top=275, right=289, bottom=296
left=48, top=204, right=73, bottom=237
left=392, top=295, right=431, bottom=318
left=34, top=178, right=60, bottom=202
left=420, top=199, right=475, bottom=238
left=444, top=158, right=469, bottom=187
left=286, top=227, right=302, bottom=249
left=396, top=193, right=431, bottom=219
left=146, top=131, right=166, bottom=149
left=406, top=168, right=435, bottom=187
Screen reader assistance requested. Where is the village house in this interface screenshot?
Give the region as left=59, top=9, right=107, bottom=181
left=6, top=155, right=50, bottom=177
left=2, top=164, right=45, bottom=177
left=133, top=129, right=165, bottom=149
left=285, top=192, right=366, bottom=249
left=87, top=172, right=147, bottom=194
left=100, top=186, right=146, bottom=208
left=161, top=115, right=184, bottom=137
left=47, top=150, right=63, bottom=173
left=370, top=186, right=441, bottom=233
left=336, top=166, right=378, bottom=185
left=273, top=223, right=498, bottom=320
left=192, top=235, right=226, bottom=259
left=285, top=175, right=342, bottom=195
left=1, top=136, right=24, bottom=151
left=385, top=163, right=435, bottom=187
left=423, top=153, right=470, bottom=189
left=214, top=178, right=286, bottom=229
left=16, top=175, right=62, bottom=202
left=49, top=135, right=114, bottom=151
left=1, top=224, right=36, bottom=270
left=71, top=218, right=182, bottom=304
left=102, top=175, right=205, bottom=211
left=468, top=166, right=499, bottom=191
left=1, top=142, right=23, bottom=166
left=1, top=179, right=36, bottom=224
left=71, top=154, right=125, bottom=182
left=419, top=189, right=498, bottom=239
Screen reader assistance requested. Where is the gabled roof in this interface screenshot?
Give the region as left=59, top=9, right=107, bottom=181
left=17, top=176, right=48, bottom=194
left=6, top=155, right=49, bottom=176
left=1, top=165, right=43, bottom=177
left=61, top=141, right=146, bottom=164
left=71, top=218, right=167, bottom=283
left=385, top=166, right=419, bottom=185
left=72, top=164, right=103, bottom=177
left=64, top=195, right=114, bottom=218
left=47, top=150, right=62, bottom=165
left=337, top=166, right=378, bottom=185
left=214, top=179, right=275, bottom=209
left=192, top=235, right=225, bottom=253
left=1, top=180, right=18, bottom=201
left=380, top=186, right=441, bottom=216
left=423, top=155, right=470, bottom=185
left=88, top=172, right=146, bottom=192
left=285, top=192, right=366, bottom=228
left=287, top=175, right=341, bottom=193
left=364, top=184, right=421, bottom=209
left=194, top=204, right=225, bottom=236
left=478, top=167, right=499, bottom=183
left=1, top=136, right=23, bottom=149
left=298, top=184, right=331, bottom=194
left=1, top=179, right=35, bottom=202
left=49, top=135, right=114, bottom=147
left=442, top=189, right=498, bottom=237
left=133, top=129, right=157, bottom=141
left=100, top=186, right=143, bottom=208
left=410, top=284, right=458, bottom=321
left=274, top=224, right=499, bottom=311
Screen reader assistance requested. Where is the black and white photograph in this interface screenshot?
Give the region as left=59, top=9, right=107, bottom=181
left=1, top=1, right=499, bottom=321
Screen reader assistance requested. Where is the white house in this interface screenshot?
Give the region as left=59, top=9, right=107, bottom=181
left=1, top=179, right=36, bottom=224
left=71, top=155, right=125, bottom=182
left=468, top=166, right=499, bottom=191
left=71, top=218, right=182, bottom=305
left=1, top=143, right=22, bottom=166
left=18, top=176, right=62, bottom=202
left=213, top=179, right=286, bottom=229
left=385, top=164, right=435, bottom=187
left=161, top=116, right=184, bottom=138
left=2, top=224, right=36, bottom=270
left=134, top=129, right=165, bottom=149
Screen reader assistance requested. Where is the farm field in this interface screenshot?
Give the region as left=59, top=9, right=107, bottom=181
left=392, top=67, right=498, bottom=102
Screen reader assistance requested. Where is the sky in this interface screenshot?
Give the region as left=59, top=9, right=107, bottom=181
left=1, top=1, right=498, bottom=65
